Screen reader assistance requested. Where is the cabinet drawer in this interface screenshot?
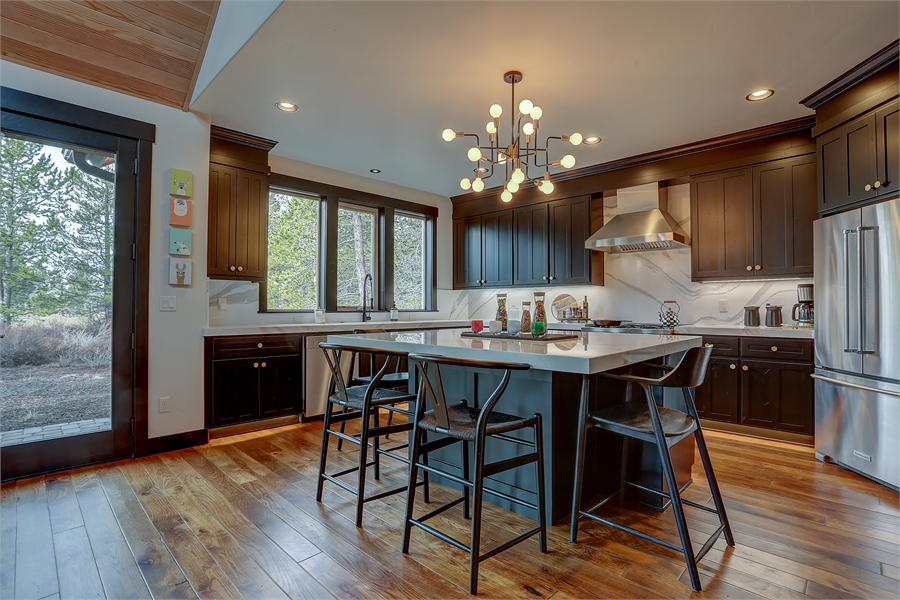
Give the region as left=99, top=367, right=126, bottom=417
left=701, top=336, right=740, bottom=357
left=212, top=334, right=301, bottom=358
left=740, top=337, right=812, bottom=362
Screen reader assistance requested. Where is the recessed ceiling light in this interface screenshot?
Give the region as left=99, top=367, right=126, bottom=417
left=276, top=101, right=298, bottom=112
left=584, top=136, right=602, bottom=145
left=370, top=169, right=381, bottom=174
left=746, top=89, right=774, bottom=101
left=475, top=167, right=489, bottom=173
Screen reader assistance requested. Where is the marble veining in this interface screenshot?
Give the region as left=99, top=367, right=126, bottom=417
left=327, top=330, right=702, bottom=375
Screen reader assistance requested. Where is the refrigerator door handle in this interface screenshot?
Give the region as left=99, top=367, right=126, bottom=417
left=858, top=226, right=876, bottom=355
left=843, top=229, right=856, bottom=353
left=811, top=373, right=900, bottom=397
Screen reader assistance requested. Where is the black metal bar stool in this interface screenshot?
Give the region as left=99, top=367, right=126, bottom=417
left=402, top=353, right=547, bottom=595
left=336, top=329, right=409, bottom=457
left=569, top=345, right=734, bottom=592
left=316, top=342, right=425, bottom=527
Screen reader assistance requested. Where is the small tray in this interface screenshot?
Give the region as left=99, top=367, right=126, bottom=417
left=460, top=331, right=579, bottom=342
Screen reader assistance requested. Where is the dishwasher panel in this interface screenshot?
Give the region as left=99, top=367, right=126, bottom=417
left=303, top=335, right=354, bottom=419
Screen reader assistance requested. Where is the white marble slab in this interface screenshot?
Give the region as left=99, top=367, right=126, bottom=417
left=326, top=330, right=702, bottom=375
left=675, top=324, right=814, bottom=339
left=203, top=320, right=470, bottom=337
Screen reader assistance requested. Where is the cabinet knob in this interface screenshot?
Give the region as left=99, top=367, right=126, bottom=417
left=261, top=362, right=266, bottom=368
left=704, top=343, right=712, bottom=347
left=237, top=266, right=243, bottom=272
left=742, top=365, right=749, bottom=371
left=549, top=276, right=556, bottom=281
left=730, top=363, right=736, bottom=370
left=257, top=343, right=263, bottom=348
left=542, top=276, right=548, bottom=281
left=874, top=180, right=882, bottom=189
left=755, top=265, right=761, bottom=271
left=253, top=362, right=259, bottom=368
left=746, top=265, right=752, bottom=271
left=230, top=266, right=236, bottom=271
left=865, top=184, right=873, bottom=192
left=771, top=345, right=778, bottom=352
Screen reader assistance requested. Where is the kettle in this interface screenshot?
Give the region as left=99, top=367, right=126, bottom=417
left=659, top=300, right=681, bottom=327
left=765, top=304, right=783, bottom=328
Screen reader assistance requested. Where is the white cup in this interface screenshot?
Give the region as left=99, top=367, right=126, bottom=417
left=507, top=319, right=521, bottom=334
left=489, top=320, right=502, bottom=334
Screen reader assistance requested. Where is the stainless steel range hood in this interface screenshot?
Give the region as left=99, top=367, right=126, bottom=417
left=585, top=182, right=690, bottom=253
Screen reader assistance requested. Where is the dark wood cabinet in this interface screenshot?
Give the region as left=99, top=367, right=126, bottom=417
left=695, top=335, right=813, bottom=436
left=207, top=334, right=302, bottom=428
left=452, top=210, right=513, bottom=288
left=740, top=359, right=814, bottom=435
left=817, top=99, right=899, bottom=214
left=513, top=196, right=591, bottom=286
left=690, top=155, right=816, bottom=281
left=208, top=163, right=268, bottom=279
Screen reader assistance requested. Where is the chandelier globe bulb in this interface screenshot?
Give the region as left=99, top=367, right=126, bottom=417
left=561, top=154, right=576, bottom=168
left=489, top=104, right=503, bottom=118
left=472, top=178, right=485, bottom=192
left=467, top=147, right=482, bottom=162
left=501, top=190, right=513, bottom=203
left=519, top=99, right=534, bottom=115
left=570, top=133, right=583, bottom=146
left=460, top=178, right=472, bottom=190
left=511, top=168, right=525, bottom=184
left=529, top=106, right=543, bottom=120
left=507, top=180, right=520, bottom=193
left=522, top=122, right=534, bottom=136
left=442, top=128, right=456, bottom=142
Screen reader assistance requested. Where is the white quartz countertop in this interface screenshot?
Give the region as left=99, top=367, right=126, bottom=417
left=203, top=320, right=470, bottom=337
left=674, top=324, right=814, bottom=339
left=326, top=329, right=702, bottom=375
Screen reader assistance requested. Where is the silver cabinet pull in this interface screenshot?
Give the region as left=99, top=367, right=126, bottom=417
left=549, top=276, right=555, bottom=281
left=730, top=364, right=736, bottom=370
left=257, top=343, right=263, bottom=348
left=771, top=346, right=778, bottom=352
left=542, top=276, right=548, bottom=280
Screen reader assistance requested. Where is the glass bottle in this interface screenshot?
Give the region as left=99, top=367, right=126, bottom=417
left=532, top=292, right=547, bottom=337
left=521, top=301, right=532, bottom=334
left=496, top=293, right=508, bottom=332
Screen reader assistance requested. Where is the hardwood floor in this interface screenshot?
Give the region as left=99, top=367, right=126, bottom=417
left=2, top=421, right=898, bottom=599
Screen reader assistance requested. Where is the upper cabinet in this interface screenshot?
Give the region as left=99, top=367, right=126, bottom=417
left=817, top=100, right=899, bottom=214
left=691, top=154, right=817, bottom=281
left=453, top=210, right=513, bottom=288
left=206, top=127, right=277, bottom=281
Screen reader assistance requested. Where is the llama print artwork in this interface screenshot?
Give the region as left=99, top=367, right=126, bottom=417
left=170, top=168, right=193, bottom=197
left=169, top=258, right=192, bottom=286
left=169, top=228, right=192, bottom=256
left=170, top=197, right=192, bottom=226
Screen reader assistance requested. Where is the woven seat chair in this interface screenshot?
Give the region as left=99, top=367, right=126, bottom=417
left=569, top=345, right=734, bottom=592
left=316, top=341, right=426, bottom=527
left=402, top=353, right=547, bottom=595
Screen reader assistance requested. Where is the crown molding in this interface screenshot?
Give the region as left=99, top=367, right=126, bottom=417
left=210, top=125, right=278, bottom=151
left=800, top=40, right=899, bottom=110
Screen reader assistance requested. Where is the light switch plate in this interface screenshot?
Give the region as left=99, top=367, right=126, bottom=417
left=719, top=299, right=728, bottom=313
left=160, top=296, right=176, bottom=312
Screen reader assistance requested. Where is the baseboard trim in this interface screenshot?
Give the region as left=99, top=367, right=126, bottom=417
left=139, top=428, right=209, bottom=456
left=209, top=415, right=300, bottom=439
left=701, top=420, right=814, bottom=446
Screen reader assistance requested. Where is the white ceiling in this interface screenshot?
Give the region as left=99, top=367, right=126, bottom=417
left=191, top=1, right=899, bottom=197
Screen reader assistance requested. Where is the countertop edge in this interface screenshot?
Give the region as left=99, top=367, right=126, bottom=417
left=202, top=320, right=470, bottom=337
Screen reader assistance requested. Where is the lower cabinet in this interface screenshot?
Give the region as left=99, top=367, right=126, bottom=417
left=695, top=335, right=814, bottom=435
left=207, top=334, right=303, bottom=428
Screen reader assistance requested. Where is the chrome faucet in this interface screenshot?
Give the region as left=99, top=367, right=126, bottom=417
left=361, top=273, right=373, bottom=322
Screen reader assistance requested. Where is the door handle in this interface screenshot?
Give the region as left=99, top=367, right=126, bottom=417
left=858, top=227, right=876, bottom=355
left=810, top=374, right=900, bottom=397
left=843, top=229, right=855, bottom=353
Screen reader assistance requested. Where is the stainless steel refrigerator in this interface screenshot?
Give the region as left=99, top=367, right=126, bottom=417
left=813, top=196, right=900, bottom=490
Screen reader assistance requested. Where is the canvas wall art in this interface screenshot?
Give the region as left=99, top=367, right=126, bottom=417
left=169, top=258, right=192, bottom=286
left=169, top=228, right=192, bottom=256
left=170, top=168, right=193, bottom=197
left=170, top=197, right=192, bottom=226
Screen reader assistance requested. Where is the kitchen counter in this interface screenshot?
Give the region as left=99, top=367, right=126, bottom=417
left=675, top=324, right=814, bottom=339
left=327, top=329, right=701, bottom=374
left=202, top=320, right=470, bottom=337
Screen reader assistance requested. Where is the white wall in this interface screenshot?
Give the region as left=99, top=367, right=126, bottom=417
left=1, top=62, right=212, bottom=438
left=455, top=184, right=811, bottom=325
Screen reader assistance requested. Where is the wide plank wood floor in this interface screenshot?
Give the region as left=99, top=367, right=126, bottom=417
left=2, top=420, right=898, bottom=599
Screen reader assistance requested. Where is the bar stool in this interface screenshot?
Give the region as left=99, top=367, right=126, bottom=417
left=402, top=353, right=547, bottom=595
left=336, top=329, right=409, bottom=453
left=569, top=346, right=734, bottom=592
left=317, top=342, right=425, bottom=527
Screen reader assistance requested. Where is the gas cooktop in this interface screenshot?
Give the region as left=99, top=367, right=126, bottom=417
left=582, top=322, right=678, bottom=335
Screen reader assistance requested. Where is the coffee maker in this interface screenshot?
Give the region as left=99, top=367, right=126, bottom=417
left=792, top=283, right=814, bottom=325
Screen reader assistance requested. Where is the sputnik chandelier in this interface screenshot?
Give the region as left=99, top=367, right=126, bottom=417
left=443, top=71, right=600, bottom=201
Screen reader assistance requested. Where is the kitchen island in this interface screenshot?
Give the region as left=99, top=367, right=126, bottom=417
left=327, top=329, right=702, bottom=522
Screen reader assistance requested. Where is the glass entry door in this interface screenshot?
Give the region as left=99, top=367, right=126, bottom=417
left=1, top=114, right=137, bottom=479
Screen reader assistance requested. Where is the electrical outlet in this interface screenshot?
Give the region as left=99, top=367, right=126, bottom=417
left=159, top=396, right=170, bottom=413
left=160, top=296, right=176, bottom=312
left=719, top=299, right=728, bottom=313
left=218, top=297, right=227, bottom=311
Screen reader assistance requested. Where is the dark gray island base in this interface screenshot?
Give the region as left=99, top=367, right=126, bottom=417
left=328, top=330, right=702, bottom=523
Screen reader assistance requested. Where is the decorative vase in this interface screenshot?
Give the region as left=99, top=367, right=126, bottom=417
left=533, top=292, right=547, bottom=337
left=521, top=301, right=532, bottom=335
left=496, top=293, right=508, bottom=332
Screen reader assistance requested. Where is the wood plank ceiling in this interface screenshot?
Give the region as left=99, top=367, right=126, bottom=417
left=1, top=0, right=220, bottom=110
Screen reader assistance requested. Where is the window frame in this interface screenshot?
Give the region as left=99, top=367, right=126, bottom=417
left=262, top=187, right=322, bottom=312
left=392, top=210, right=428, bottom=311
left=261, top=173, right=438, bottom=313
left=335, top=201, right=380, bottom=311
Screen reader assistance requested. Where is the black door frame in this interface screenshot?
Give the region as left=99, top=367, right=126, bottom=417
left=0, top=87, right=153, bottom=480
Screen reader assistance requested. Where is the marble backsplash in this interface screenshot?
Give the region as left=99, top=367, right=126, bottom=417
left=455, top=183, right=812, bottom=326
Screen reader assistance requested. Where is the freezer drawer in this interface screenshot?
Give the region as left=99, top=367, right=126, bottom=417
left=814, top=369, right=900, bottom=490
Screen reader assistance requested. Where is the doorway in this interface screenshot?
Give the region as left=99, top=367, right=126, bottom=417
left=1, top=90, right=151, bottom=479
